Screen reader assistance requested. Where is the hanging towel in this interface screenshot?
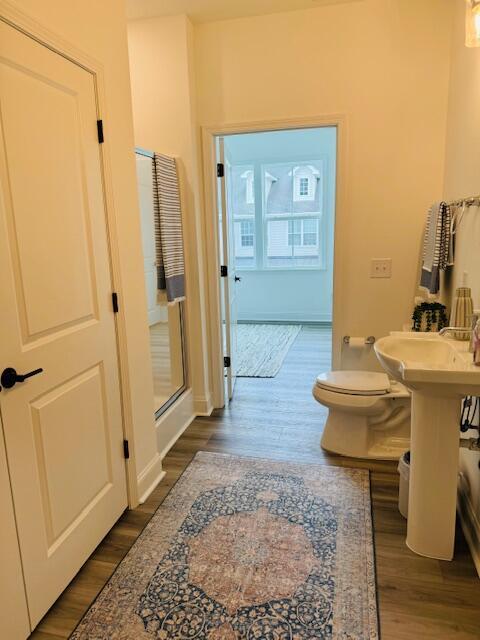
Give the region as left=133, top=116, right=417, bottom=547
left=420, top=201, right=452, bottom=295
left=152, top=153, right=186, bottom=303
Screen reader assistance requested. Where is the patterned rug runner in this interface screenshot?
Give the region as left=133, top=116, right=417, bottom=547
left=235, top=324, right=301, bottom=377
left=71, top=452, right=379, bottom=639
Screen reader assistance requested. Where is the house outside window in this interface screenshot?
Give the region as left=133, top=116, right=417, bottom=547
left=230, top=160, right=326, bottom=270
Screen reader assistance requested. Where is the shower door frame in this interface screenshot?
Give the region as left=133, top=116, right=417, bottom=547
left=201, top=114, right=348, bottom=409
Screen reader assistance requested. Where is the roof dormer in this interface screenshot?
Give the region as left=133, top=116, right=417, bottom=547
left=291, top=165, right=320, bottom=202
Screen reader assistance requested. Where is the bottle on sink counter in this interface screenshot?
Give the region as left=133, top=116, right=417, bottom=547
left=450, top=286, right=474, bottom=340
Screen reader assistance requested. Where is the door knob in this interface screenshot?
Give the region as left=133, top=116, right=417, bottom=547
left=234, top=276, right=242, bottom=282
left=1, top=367, right=44, bottom=390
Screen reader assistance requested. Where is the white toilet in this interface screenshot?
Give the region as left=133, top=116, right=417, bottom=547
left=312, top=370, right=411, bottom=460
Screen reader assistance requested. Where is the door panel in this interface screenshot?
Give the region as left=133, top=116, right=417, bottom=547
left=0, top=21, right=127, bottom=627
left=30, top=365, right=112, bottom=546
left=1, top=59, right=96, bottom=339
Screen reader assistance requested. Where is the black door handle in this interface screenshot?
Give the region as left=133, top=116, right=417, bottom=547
left=234, top=276, right=242, bottom=282
left=1, top=367, right=44, bottom=390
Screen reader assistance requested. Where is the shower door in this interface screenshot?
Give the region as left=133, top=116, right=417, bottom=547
left=135, top=150, right=187, bottom=416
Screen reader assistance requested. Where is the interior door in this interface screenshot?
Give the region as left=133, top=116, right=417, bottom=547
left=218, top=138, right=238, bottom=400
left=0, top=20, right=128, bottom=627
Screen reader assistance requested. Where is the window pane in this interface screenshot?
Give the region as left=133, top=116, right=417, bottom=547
left=303, top=233, right=317, bottom=246
left=267, top=217, right=322, bottom=267
left=234, top=219, right=255, bottom=267
left=300, top=177, right=309, bottom=196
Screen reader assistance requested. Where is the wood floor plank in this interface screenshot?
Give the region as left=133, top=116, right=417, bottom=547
left=29, top=326, right=480, bottom=639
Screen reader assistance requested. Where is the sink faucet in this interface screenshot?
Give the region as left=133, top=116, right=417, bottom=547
left=438, top=327, right=471, bottom=337
left=439, top=314, right=479, bottom=352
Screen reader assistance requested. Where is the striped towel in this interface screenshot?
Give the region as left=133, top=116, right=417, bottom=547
left=152, top=153, right=185, bottom=304
left=420, top=201, right=452, bottom=295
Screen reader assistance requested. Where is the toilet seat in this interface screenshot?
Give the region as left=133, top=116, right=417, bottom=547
left=315, top=371, right=390, bottom=396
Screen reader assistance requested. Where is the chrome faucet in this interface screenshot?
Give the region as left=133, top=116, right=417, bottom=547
left=439, top=314, right=480, bottom=352
left=438, top=326, right=472, bottom=338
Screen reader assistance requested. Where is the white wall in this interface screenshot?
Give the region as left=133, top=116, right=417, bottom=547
left=5, top=0, right=162, bottom=505
left=128, top=15, right=213, bottom=421
left=443, top=0, right=480, bottom=569
left=194, top=0, right=454, bottom=351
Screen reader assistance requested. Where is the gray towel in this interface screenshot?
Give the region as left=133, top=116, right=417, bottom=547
left=420, top=201, right=452, bottom=295
left=152, top=153, right=185, bottom=303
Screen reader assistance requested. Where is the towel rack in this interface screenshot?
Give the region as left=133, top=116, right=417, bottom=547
left=135, top=146, right=155, bottom=159
left=448, top=195, right=480, bottom=209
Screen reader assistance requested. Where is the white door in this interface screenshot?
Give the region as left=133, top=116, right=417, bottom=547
left=0, top=21, right=128, bottom=627
left=218, top=139, right=238, bottom=400
left=136, top=152, right=164, bottom=326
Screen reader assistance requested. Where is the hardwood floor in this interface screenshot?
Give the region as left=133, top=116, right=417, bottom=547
left=30, top=326, right=480, bottom=639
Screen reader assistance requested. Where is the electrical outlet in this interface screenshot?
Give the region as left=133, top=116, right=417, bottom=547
left=371, top=259, right=392, bottom=278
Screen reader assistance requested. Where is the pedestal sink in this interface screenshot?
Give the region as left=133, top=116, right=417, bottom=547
left=374, top=333, right=480, bottom=560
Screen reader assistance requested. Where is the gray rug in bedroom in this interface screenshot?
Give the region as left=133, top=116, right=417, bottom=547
left=235, top=324, right=301, bottom=377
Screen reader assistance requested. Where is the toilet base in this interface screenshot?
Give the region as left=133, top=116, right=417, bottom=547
left=320, top=410, right=410, bottom=460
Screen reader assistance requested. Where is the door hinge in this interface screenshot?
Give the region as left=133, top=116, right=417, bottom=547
left=224, top=356, right=231, bottom=368
left=123, top=439, right=130, bottom=460
left=97, top=119, right=104, bottom=144
left=217, top=162, right=224, bottom=178
left=112, top=292, right=119, bottom=313
left=220, top=265, right=228, bottom=277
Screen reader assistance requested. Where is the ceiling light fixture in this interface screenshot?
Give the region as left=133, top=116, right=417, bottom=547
left=466, top=0, right=480, bottom=47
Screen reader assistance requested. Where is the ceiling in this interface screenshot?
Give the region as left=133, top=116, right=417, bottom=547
left=125, top=0, right=362, bottom=23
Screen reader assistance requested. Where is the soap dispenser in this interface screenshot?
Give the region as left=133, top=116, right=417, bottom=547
left=450, top=285, right=474, bottom=340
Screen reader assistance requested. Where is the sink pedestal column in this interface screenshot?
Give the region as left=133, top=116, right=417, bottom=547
left=407, top=390, right=461, bottom=561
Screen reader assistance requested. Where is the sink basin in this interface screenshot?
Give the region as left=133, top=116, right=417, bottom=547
left=375, top=334, right=480, bottom=395
left=374, top=333, right=480, bottom=561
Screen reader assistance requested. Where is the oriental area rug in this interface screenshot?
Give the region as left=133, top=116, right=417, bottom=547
left=71, top=452, right=379, bottom=639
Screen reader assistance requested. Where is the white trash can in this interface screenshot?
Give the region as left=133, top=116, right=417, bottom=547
left=398, top=451, right=410, bottom=519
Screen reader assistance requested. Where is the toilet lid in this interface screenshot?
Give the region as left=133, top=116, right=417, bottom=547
left=315, top=371, right=390, bottom=396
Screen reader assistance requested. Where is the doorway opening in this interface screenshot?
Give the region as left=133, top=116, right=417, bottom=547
left=216, top=127, right=337, bottom=403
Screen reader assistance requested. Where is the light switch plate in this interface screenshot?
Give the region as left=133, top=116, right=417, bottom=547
left=371, top=259, right=392, bottom=278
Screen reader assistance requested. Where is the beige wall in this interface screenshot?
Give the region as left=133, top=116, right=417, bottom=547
left=443, top=0, right=480, bottom=554
left=194, top=0, right=453, bottom=348
left=5, top=0, right=161, bottom=504
left=128, top=15, right=212, bottom=419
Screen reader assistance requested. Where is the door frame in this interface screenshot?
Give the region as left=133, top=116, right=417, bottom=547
left=201, top=115, right=348, bottom=409
left=0, top=2, right=138, bottom=506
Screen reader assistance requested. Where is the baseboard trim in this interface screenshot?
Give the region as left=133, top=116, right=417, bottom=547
left=194, top=393, right=214, bottom=417
left=137, top=454, right=165, bottom=504
left=238, top=314, right=332, bottom=323
left=457, top=477, right=480, bottom=578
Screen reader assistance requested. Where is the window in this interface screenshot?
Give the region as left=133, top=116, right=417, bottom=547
left=288, top=220, right=302, bottom=246
left=299, top=177, right=309, bottom=197
left=288, top=219, right=318, bottom=247
left=241, top=221, right=254, bottom=247
left=303, top=219, right=318, bottom=246
left=229, top=159, right=326, bottom=270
